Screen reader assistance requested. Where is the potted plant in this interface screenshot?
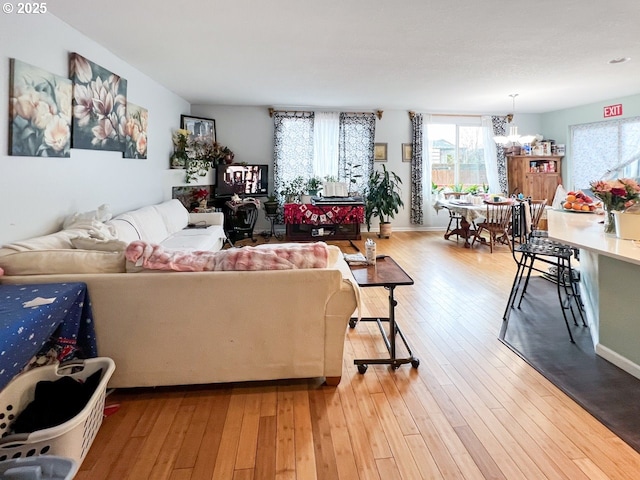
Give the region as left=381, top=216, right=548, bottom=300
left=184, top=141, right=234, bottom=183
left=263, top=194, right=279, bottom=215
left=279, top=176, right=305, bottom=203
left=364, top=165, right=404, bottom=238
left=306, top=176, right=323, bottom=196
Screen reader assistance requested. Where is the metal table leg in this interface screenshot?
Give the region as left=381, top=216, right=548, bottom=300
left=350, top=286, right=420, bottom=373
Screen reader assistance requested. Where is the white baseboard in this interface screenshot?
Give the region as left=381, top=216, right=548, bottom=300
left=595, top=344, right=640, bottom=380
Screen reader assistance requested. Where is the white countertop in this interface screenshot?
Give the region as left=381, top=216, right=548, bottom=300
left=547, top=209, right=640, bottom=266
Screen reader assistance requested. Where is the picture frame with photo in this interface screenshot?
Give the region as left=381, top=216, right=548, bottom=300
left=374, top=143, right=387, bottom=162
left=180, top=115, right=216, bottom=145
left=402, top=143, right=412, bottom=162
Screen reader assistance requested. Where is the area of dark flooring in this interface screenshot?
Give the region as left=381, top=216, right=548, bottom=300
left=500, top=276, right=640, bottom=453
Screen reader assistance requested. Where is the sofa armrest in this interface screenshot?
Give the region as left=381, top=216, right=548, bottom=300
left=189, top=212, right=224, bottom=226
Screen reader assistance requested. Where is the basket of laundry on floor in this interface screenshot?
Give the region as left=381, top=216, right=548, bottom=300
left=0, top=357, right=115, bottom=469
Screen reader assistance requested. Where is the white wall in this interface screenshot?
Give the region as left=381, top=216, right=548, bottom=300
left=0, top=13, right=191, bottom=245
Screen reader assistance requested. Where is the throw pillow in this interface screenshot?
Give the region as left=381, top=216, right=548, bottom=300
left=62, top=204, right=112, bottom=230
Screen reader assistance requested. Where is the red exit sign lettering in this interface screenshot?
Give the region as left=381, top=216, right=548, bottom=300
left=604, top=104, right=623, bottom=117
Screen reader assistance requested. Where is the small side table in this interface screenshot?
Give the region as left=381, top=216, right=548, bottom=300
left=264, top=212, right=283, bottom=241
left=348, top=256, right=419, bottom=373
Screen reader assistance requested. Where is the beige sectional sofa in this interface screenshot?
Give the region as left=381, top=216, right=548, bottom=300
left=0, top=200, right=359, bottom=388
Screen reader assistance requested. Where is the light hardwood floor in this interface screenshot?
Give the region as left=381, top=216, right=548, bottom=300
left=77, top=232, right=640, bottom=480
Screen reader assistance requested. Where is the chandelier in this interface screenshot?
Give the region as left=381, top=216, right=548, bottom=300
left=493, top=94, right=536, bottom=147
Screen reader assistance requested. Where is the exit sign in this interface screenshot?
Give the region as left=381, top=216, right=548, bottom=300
left=604, top=104, right=623, bottom=117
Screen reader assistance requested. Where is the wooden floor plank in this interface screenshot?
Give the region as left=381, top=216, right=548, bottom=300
left=275, top=387, right=296, bottom=480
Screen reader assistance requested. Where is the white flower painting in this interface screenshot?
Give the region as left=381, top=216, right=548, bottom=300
left=69, top=52, right=128, bottom=152
left=9, top=59, right=72, bottom=157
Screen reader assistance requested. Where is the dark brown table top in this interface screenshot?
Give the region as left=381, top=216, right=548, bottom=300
left=348, top=255, right=414, bottom=287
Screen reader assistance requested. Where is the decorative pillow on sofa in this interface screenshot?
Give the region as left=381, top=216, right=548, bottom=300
left=71, top=237, right=128, bottom=252
left=0, top=249, right=126, bottom=275
left=62, top=204, right=112, bottom=229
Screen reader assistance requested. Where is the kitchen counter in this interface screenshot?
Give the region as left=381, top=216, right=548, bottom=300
left=548, top=209, right=640, bottom=378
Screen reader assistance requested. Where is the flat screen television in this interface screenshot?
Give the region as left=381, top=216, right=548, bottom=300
left=215, top=164, right=269, bottom=197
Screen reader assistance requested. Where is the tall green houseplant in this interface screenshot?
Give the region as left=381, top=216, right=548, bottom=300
left=364, top=165, right=404, bottom=238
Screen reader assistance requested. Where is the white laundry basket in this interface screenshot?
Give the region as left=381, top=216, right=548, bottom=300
left=0, top=358, right=115, bottom=468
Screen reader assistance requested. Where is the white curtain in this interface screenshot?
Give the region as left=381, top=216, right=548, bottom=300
left=313, top=112, right=339, bottom=178
left=482, top=115, right=500, bottom=193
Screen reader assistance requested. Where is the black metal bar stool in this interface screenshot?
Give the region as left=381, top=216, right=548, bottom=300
left=503, top=203, right=586, bottom=342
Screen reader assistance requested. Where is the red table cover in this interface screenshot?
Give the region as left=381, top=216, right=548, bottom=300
left=284, top=203, right=364, bottom=226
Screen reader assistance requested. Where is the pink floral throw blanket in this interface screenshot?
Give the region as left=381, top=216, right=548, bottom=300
left=125, top=241, right=330, bottom=272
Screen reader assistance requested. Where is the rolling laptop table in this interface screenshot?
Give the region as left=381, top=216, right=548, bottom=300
left=348, top=256, right=420, bottom=373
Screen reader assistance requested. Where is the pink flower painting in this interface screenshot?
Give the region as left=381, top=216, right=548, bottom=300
left=9, top=59, right=72, bottom=157
left=69, top=52, right=128, bottom=152
left=124, top=102, right=148, bottom=159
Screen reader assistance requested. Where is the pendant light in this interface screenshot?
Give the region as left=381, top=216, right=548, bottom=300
left=494, top=94, right=521, bottom=145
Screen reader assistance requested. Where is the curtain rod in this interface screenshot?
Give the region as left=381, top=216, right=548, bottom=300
left=408, top=110, right=483, bottom=119
left=269, top=107, right=383, bottom=119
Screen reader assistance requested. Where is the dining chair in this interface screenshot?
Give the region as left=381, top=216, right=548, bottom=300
left=471, top=202, right=512, bottom=253
left=443, top=192, right=466, bottom=242
left=529, top=199, right=548, bottom=235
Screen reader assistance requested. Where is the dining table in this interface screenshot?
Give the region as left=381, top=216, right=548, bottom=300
left=433, top=197, right=526, bottom=248
left=433, top=198, right=489, bottom=248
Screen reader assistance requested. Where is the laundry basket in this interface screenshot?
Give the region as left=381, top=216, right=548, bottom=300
left=0, top=456, right=77, bottom=479
left=0, top=358, right=115, bottom=467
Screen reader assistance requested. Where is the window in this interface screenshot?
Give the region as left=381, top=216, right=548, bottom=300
left=273, top=112, right=375, bottom=199
left=571, top=117, right=640, bottom=190
left=426, top=122, right=487, bottom=191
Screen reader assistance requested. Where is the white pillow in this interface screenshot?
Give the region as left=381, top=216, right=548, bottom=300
left=71, top=237, right=128, bottom=252
left=63, top=204, right=113, bottom=229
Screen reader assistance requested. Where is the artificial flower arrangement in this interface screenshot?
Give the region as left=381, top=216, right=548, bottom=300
left=170, top=129, right=190, bottom=169
left=193, top=188, right=209, bottom=201
left=589, top=178, right=640, bottom=211
left=589, top=178, right=640, bottom=233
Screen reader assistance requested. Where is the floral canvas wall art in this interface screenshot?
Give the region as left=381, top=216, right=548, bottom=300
left=69, top=52, right=127, bottom=152
left=124, top=102, right=148, bottom=159
left=9, top=59, right=72, bottom=157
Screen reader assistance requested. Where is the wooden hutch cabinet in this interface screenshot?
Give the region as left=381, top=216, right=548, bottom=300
left=506, top=155, right=563, bottom=202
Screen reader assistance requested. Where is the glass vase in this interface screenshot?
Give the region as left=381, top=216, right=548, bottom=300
left=603, top=206, right=616, bottom=235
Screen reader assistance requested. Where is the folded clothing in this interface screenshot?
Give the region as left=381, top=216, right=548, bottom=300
left=11, top=368, right=102, bottom=434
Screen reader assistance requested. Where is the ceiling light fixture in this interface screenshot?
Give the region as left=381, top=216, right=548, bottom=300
left=494, top=94, right=521, bottom=146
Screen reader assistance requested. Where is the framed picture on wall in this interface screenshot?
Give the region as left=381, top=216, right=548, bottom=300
left=402, top=143, right=412, bottom=162
left=374, top=143, right=387, bottom=161
left=180, top=115, right=216, bottom=145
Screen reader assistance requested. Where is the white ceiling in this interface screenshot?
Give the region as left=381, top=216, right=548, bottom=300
left=50, top=0, right=640, bottom=114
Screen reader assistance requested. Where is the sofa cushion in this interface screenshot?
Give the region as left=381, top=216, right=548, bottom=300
left=1, top=228, right=90, bottom=252
left=0, top=249, right=125, bottom=275
left=106, top=217, right=141, bottom=243
left=126, top=206, right=169, bottom=244
left=153, top=199, right=189, bottom=234
left=71, top=237, right=129, bottom=252
left=160, top=226, right=226, bottom=251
